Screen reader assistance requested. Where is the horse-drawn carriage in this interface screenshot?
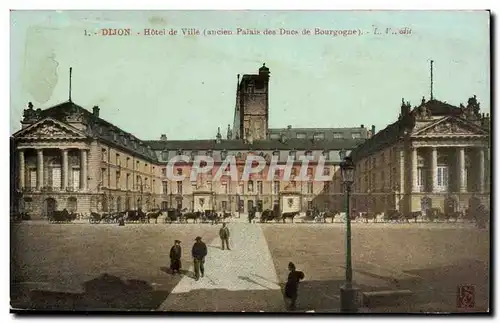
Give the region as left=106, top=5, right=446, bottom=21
left=89, top=211, right=124, bottom=224
left=259, top=209, right=300, bottom=223
left=164, top=208, right=232, bottom=224
left=48, top=209, right=78, bottom=224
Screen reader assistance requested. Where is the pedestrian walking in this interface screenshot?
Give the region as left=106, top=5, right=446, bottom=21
left=192, top=236, right=207, bottom=281
left=284, top=262, right=305, bottom=311
left=219, top=223, right=231, bottom=250
left=169, top=240, right=182, bottom=274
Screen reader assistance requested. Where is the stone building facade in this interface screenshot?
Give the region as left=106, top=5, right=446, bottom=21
left=11, top=64, right=371, bottom=218
left=350, top=96, right=491, bottom=216
left=12, top=102, right=162, bottom=218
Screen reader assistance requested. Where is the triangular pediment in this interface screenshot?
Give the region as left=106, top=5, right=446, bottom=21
left=13, top=117, right=89, bottom=140
left=412, top=116, right=488, bottom=137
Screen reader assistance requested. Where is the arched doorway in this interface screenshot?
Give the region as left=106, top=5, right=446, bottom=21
left=125, top=197, right=131, bottom=211
left=44, top=198, right=57, bottom=217
left=161, top=201, right=168, bottom=211
left=67, top=197, right=77, bottom=213
left=101, top=196, right=108, bottom=212
left=116, top=196, right=122, bottom=212
left=247, top=200, right=254, bottom=213
left=421, top=196, right=432, bottom=217
left=444, top=196, right=457, bottom=214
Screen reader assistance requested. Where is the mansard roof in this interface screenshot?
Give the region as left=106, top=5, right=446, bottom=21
left=145, top=138, right=365, bottom=151
left=33, top=101, right=158, bottom=162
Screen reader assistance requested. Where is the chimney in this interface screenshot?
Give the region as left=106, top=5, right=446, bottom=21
left=160, top=134, right=167, bottom=141
left=92, top=106, right=100, bottom=117
left=287, top=125, right=292, bottom=130
left=371, top=125, right=376, bottom=136
left=360, top=124, right=364, bottom=128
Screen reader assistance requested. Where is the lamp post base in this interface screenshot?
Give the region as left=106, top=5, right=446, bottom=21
left=340, top=283, right=359, bottom=313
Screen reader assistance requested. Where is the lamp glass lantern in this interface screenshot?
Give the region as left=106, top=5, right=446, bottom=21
left=340, top=156, right=355, bottom=186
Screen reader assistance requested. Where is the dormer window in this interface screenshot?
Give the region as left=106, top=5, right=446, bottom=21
left=289, top=150, right=297, bottom=159
left=177, top=149, right=183, bottom=156
left=322, top=150, right=330, bottom=160
left=305, top=150, right=312, bottom=157
left=273, top=150, right=280, bottom=156
left=333, top=132, right=343, bottom=139
left=313, top=133, right=325, bottom=140
left=207, top=150, right=213, bottom=157
left=191, top=150, right=198, bottom=159
left=221, top=149, right=228, bottom=160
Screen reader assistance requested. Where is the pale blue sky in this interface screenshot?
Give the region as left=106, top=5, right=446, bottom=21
left=10, top=10, right=490, bottom=140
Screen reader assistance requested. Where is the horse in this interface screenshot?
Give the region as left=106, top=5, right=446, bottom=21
left=281, top=211, right=299, bottom=223
left=182, top=211, right=202, bottom=224
left=360, top=211, right=383, bottom=223
left=384, top=209, right=402, bottom=222
left=323, top=210, right=341, bottom=223
left=260, top=209, right=279, bottom=223
left=403, top=211, right=421, bottom=223
left=204, top=210, right=220, bottom=225
left=146, top=209, right=162, bottom=224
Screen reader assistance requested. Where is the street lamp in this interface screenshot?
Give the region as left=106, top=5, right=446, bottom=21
left=339, top=153, right=357, bottom=312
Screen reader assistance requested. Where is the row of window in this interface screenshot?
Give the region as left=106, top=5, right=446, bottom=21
left=99, top=168, right=155, bottom=192
left=101, top=149, right=156, bottom=175
left=24, top=167, right=80, bottom=189
left=162, top=180, right=325, bottom=195
left=269, top=132, right=362, bottom=140
left=362, top=148, right=398, bottom=172
left=160, top=166, right=331, bottom=177
left=416, top=166, right=457, bottom=189
left=161, top=149, right=344, bottom=161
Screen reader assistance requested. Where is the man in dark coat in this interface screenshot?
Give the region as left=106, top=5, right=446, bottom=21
left=219, top=223, right=231, bottom=250
left=284, top=262, right=305, bottom=311
left=192, top=236, right=208, bottom=281
left=169, top=240, right=182, bottom=274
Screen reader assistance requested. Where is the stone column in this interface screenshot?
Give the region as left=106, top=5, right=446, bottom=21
left=62, top=149, right=68, bottom=190
left=456, top=148, right=466, bottom=193
left=36, top=149, right=44, bottom=190
left=430, top=147, right=438, bottom=192
left=80, top=149, right=88, bottom=190
left=478, top=148, right=485, bottom=193
left=412, top=148, right=419, bottom=192
left=399, top=149, right=405, bottom=194
left=18, top=150, right=25, bottom=190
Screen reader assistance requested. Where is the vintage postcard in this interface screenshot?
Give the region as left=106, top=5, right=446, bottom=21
left=10, top=10, right=491, bottom=314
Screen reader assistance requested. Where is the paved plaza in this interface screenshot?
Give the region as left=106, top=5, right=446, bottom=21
left=10, top=218, right=490, bottom=313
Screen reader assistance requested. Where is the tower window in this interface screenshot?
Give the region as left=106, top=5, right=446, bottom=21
left=255, top=80, right=264, bottom=89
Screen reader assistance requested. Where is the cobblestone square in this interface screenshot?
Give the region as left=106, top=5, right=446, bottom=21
left=10, top=220, right=490, bottom=313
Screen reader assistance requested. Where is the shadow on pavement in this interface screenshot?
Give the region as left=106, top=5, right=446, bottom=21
left=159, top=266, right=195, bottom=279
left=237, top=276, right=273, bottom=290
left=11, top=273, right=171, bottom=311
